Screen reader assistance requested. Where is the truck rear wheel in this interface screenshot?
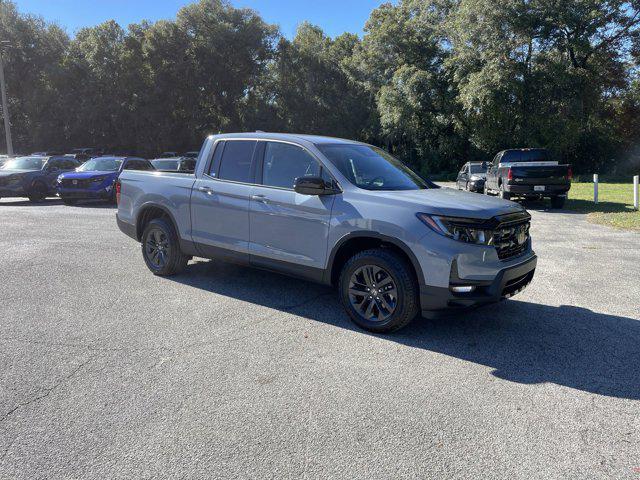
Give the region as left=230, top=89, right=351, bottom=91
left=338, top=248, right=419, bottom=333
left=141, top=218, right=189, bottom=276
left=550, top=196, right=566, bottom=209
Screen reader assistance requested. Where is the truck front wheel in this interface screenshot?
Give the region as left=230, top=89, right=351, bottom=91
left=141, top=218, right=189, bottom=276
left=338, top=248, right=419, bottom=333
left=499, top=184, right=511, bottom=201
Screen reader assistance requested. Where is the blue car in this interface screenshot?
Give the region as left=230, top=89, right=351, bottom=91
left=0, top=156, right=81, bottom=202
left=56, top=156, right=154, bottom=205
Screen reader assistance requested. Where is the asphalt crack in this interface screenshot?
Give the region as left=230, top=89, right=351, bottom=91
left=0, top=354, right=96, bottom=426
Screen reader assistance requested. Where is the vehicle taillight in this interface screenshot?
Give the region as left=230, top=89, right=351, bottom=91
left=115, top=179, right=121, bottom=205
left=507, top=168, right=513, bottom=181
left=567, top=166, right=573, bottom=181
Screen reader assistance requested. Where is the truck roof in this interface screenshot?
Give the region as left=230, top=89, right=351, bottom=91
left=210, top=132, right=364, bottom=145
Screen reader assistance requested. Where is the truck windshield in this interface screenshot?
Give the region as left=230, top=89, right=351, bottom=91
left=469, top=164, right=487, bottom=174
left=317, top=144, right=432, bottom=191
left=1, top=157, right=46, bottom=171
left=78, top=158, right=122, bottom=172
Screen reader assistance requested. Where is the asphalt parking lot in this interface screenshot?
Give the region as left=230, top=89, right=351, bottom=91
left=1, top=193, right=639, bottom=479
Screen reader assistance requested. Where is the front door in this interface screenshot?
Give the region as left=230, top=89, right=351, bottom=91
left=191, top=140, right=257, bottom=262
left=249, top=141, right=335, bottom=282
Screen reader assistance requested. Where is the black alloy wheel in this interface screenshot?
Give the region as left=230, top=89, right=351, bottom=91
left=348, top=264, right=398, bottom=322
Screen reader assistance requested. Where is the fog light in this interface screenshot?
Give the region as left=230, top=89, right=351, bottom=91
left=451, top=286, right=475, bottom=293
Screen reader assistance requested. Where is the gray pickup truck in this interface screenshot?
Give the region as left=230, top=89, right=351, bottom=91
left=116, top=133, right=537, bottom=332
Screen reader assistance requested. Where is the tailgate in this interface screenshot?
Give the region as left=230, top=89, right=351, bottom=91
left=510, top=165, right=570, bottom=185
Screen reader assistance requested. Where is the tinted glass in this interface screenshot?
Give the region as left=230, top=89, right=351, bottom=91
left=262, top=142, right=320, bottom=189
left=502, top=149, right=549, bottom=162
left=124, top=159, right=153, bottom=171
left=218, top=141, right=255, bottom=183
left=318, top=144, right=430, bottom=191
left=469, top=164, right=487, bottom=174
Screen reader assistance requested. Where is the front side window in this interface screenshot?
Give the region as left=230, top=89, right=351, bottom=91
left=262, top=142, right=321, bottom=189
left=317, top=144, right=431, bottom=191
left=218, top=140, right=256, bottom=183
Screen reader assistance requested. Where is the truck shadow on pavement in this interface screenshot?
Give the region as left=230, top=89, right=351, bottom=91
left=171, top=259, right=640, bottom=400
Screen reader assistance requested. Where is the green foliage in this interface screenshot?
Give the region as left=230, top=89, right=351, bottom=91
left=0, top=0, right=639, bottom=173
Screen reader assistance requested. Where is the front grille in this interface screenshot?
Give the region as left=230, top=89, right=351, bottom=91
left=62, top=178, right=91, bottom=188
left=490, top=212, right=531, bottom=260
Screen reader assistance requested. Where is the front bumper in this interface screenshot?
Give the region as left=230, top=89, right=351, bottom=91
left=0, top=184, right=27, bottom=197
left=57, top=187, right=113, bottom=200
left=467, top=180, right=485, bottom=192
left=419, top=254, right=537, bottom=316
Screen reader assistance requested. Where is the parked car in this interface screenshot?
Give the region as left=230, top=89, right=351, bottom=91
left=0, top=156, right=81, bottom=202
left=116, top=133, right=536, bottom=333
left=31, top=151, right=63, bottom=157
left=66, top=148, right=101, bottom=162
left=484, top=148, right=572, bottom=208
left=57, top=156, right=154, bottom=205
left=182, top=151, right=200, bottom=158
left=456, top=161, right=487, bottom=192
left=151, top=157, right=197, bottom=173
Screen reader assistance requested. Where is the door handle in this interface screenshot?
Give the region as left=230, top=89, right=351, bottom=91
left=251, top=194, right=268, bottom=203
left=198, top=186, right=214, bottom=195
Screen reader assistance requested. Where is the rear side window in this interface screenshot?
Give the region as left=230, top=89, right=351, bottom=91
left=218, top=140, right=256, bottom=183
left=262, top=142, right=320, bottom=189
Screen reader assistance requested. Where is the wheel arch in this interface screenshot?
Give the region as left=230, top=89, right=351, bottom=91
left=326, top=232, right=424, bottom=287
left=135, top=202, right=179, bottom=241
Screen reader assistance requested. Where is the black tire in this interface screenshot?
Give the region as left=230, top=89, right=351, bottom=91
left=550, top=196, right=566, bottom=209
left=141, top=218, right=189, bottom=276
left=62, top=198, right=77, bottom=206
left=338, top=248, right=419, bottom=333
left=499, top=184, right=511, bottom=201
left=28, top=182, right=47, bottom=202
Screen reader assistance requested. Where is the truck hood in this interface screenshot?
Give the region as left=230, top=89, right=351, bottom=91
left=373, top=186, right=524, bottom=219
left=59, top=170, right=118, bottom=180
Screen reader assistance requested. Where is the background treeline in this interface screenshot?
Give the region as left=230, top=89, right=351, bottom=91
left=1, top=0, right=640, bottom=175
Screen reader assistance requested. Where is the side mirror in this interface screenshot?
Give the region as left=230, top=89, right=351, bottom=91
left=294, top=176, right=337, bottom=196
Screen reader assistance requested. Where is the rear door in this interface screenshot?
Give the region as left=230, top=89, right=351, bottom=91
left=249, top=141, right=335, bottom=281
left=191, top=140, right=257, bottom=261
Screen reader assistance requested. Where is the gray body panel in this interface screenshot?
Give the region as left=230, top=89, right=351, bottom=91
left=117, top=133, right=537, bottom=314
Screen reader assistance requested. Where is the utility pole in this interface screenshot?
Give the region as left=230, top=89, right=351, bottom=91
left=0, top=42, right=13, bottom=156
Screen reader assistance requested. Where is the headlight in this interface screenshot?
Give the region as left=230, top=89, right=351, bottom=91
left=57, top=175, right=64, bottom=183
left=417, top=214, right=493, bottom=245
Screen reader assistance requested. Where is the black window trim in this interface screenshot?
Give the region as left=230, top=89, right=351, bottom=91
left=201, top=138, right=340, bottom=191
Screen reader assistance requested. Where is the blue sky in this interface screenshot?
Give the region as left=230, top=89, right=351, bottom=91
left=14, top=0, right=387, bottom=38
